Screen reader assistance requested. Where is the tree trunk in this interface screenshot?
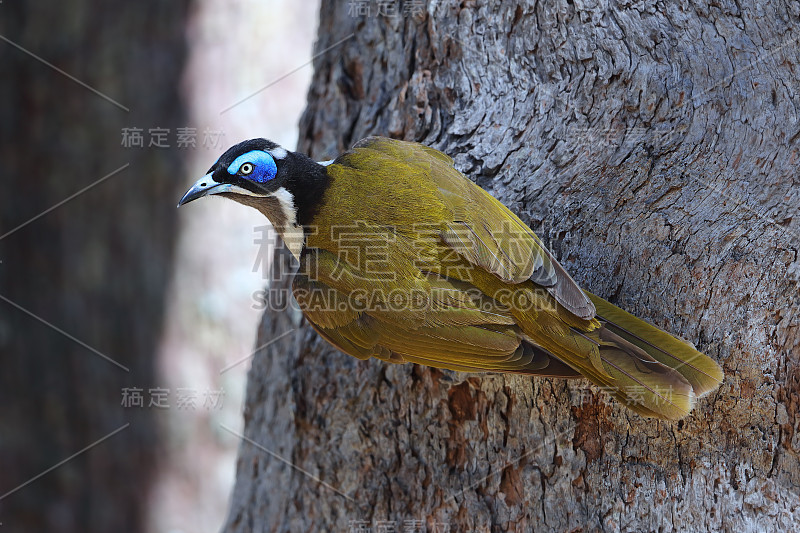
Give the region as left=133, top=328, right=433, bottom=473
left=0, top=2, right=188, bottom=531
left=224, top=1, right=800, bottom=531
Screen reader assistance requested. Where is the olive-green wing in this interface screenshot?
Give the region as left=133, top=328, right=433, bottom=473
left=293, top=248, right=578, bottom=376
left=344, top=137, right=596, bottom=319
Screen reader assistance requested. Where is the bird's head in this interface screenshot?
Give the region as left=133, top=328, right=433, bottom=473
left=178, top=138, right=291, bottom=207
left=178, top=138, right=330, bottom=259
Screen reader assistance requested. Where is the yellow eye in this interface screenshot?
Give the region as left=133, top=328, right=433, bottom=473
left=239, top=162, right=254, bottom=175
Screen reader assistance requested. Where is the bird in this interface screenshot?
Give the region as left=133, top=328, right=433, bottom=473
left=178, top=136, right=723, bottom=420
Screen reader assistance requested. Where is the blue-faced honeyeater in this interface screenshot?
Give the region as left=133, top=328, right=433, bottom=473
left=178, top=136, right=723, bottom=419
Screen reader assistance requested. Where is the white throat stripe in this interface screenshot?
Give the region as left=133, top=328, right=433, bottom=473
left=271, top=187, right=304, bottom=260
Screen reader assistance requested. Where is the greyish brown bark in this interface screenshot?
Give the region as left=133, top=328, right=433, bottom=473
left=223, top=1, right=800, bottom=531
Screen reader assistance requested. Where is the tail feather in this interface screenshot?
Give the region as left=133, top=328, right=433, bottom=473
left=596, top=328, right=695, bottom=419
left=586, top=292, right=724, bottom=398
left=520, top=292, right=723, bottom=419
left=526, top=327, right=698, bottom=419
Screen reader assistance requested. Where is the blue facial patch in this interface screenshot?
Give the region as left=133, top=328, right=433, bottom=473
left=227, top=150, right=277, bottom=183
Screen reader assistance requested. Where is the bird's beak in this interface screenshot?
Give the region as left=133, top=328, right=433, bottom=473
left=177, top=173, right=221, bottom=207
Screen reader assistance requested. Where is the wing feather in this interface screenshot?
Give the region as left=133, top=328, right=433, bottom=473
left=344, top=137, right=595, bottom=319
left=294, top=247, right=583, bottom=376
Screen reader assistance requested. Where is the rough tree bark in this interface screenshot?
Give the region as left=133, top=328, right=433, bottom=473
left=223, top=1, right=800, bottom=531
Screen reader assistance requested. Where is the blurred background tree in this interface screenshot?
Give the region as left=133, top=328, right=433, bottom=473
left=0, top=2, right=190, bottom=531
left=0, top=1, right=317, bottom=532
